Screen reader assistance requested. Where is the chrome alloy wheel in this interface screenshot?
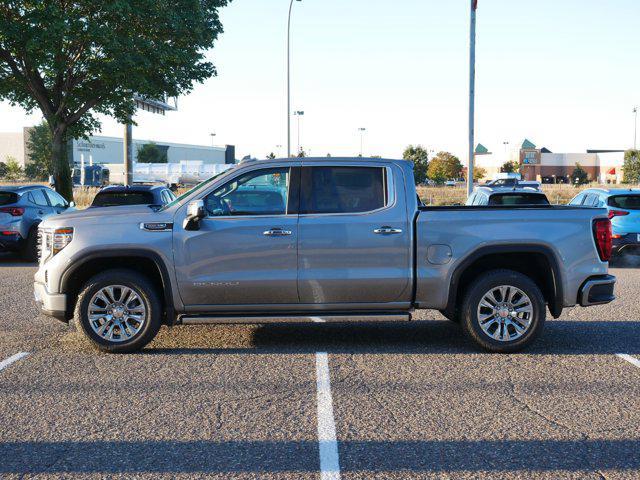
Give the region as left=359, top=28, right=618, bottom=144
left=476, top=285, right=533, bottom=342
left=87, top=285, right=147, bottom=343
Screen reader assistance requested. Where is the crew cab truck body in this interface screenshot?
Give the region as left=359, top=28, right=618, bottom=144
left=34, top=158, right=616, bottom=353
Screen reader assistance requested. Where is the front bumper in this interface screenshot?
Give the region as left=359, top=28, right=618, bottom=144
left=578, top=275, right=616, bottom=307
left=613, top=233, right=640, bottom=255
left=34, top=281, right=68, bottom=322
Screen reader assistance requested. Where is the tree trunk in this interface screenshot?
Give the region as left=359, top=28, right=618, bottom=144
left=50, top=126, right=74, bottom=202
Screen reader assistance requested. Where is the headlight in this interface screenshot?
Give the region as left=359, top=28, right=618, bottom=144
left=52, top=227, right=73, bottom=255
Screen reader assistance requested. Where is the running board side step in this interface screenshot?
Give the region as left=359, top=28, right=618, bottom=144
left=179, top=313, right=411, bottom=325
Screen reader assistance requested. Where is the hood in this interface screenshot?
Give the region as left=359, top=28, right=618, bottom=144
left=41, top=204, right=174, bottom=229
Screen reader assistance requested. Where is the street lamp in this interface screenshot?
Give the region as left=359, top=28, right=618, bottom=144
left=634, top=107, right=638, bottom=150
left=287, top=0, right=302, bottom=158
left=294, top=111, right=304, bottom=155
left=210, top=132, right=216, bottom=147
left=358, top=128, right=366, bottom=157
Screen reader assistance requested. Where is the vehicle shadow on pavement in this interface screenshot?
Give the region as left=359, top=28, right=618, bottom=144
left=1, top=438, right=638, bottom=474
left=139, top=319, right=640, bottom=356
left=0, top=253, right=36, bottom=267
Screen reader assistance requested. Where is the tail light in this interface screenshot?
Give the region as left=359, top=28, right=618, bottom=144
left=608, top=209, right=629, bottom=219
left=0, top=207, right=25, bottom=216
left=593, top=218, right=612, bottom=262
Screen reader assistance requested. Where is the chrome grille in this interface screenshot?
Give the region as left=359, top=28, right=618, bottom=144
left=38, top=227, right=52, bottom=264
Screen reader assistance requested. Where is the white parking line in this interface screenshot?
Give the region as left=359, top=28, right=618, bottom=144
left=0, top=352, right=29, bottom=372
left=315, top=352, right=341, bottom=480
left=617, top=353, right=640, bottom=369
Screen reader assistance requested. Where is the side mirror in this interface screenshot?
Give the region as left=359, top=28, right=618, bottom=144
left=68, top=201, right=76, bottom=208
left=183, top=200, right=205, bottom=231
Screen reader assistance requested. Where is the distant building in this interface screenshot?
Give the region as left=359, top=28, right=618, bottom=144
left=0, top=127, right=236, bottom=168
left=475, top=139, right=626, bottom=184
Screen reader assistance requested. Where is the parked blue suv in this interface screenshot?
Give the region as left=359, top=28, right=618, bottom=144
left=0, top=185, right=74, bottom=260
left=569, top=188, right=640, bottom=255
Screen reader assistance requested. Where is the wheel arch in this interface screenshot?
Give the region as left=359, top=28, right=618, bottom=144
left=60, top=249, right=175, bottom=324
left=445, top=244, right=564, bottom=319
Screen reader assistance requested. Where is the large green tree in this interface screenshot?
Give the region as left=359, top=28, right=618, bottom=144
left=572, top=162, right=590, bottom=186
left=623, top=149, right=640, bottom=184
left=0, top=0, right=229, bottom=200
left=427, top=151, right=463, bottom=184
left=137, top=142, right=167, bottom=164
left=402, top=145, right=429, bottom=184
left=500, top=160, right=520, bottom=173
left=25, top=121, right=53, bottom=180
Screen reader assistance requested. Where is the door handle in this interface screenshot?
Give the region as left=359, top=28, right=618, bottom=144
left=263, top=228, right=292, bottom=237
left=374, top=226, right=403, bottom=235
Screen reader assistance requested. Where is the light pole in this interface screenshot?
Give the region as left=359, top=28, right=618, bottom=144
left=210, top=132, right=216, bottom=147
left=358, top=128, right=366, bottom=157
left=467, top=0, right=478, bottom=197
left=287, top=0, right=302, bottom=158
left=634, top=107, right=638, bottom=150
left=294, top=110, right=304, bottom=155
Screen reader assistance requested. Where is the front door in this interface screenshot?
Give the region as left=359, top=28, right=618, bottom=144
left=174, top=166, right=300, bottom=306
left=297, top=164, right=412, bottom=305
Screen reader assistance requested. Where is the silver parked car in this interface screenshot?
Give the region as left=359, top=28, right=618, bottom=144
left=34, top=158, right=615, bottom=353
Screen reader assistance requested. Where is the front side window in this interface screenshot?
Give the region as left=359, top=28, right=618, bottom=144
left=569, top=194, right=584, bottom=206
left=204, top=167, right=290, bottom=217
left=300, top=166, right=386, bottom=214
left=45, top=190, right=68, bottom=208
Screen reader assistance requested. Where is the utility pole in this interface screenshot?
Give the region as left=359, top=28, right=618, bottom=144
left=123, top=122, right=133, bottom=186
left=210, top=132, right=216, bottom=147
left=287, top=0, right=302, bottom=158
left=467, top=0, right=477, bottom=197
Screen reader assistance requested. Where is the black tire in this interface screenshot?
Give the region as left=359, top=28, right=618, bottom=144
left=74, top=269, right=162, bottom=353
left=21, top=227, right=39, bottom=262
left=460, top=269, right=546, bottom=353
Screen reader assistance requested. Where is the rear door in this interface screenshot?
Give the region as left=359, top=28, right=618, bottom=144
left=297, top=163, right=411, bottom=304
left=28, top=189, right=55, bottom=218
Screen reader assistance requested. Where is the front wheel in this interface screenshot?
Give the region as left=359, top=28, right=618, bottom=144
left=74, top=269, right=162, bottom=353
left=461, top=269, right=546, bottom=353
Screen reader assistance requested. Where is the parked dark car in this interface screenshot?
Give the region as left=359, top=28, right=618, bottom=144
left=467, top=186, right=550, bottom=206
left=0, top=185, right=74, bottom=260
left=90, top=185, right=176, bottom=208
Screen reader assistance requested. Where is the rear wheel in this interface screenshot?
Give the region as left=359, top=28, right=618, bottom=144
left=75, top=269, right=162, bottom=353
left=461, top=269, right=545, bottom=353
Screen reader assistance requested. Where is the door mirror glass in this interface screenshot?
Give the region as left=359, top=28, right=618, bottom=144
left=69, top=201, right=76, bottom=208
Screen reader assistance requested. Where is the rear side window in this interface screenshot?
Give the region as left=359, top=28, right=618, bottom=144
left=29, top=189, right=49, bottom=206
left=92, top=192, right=154, bottom=207
left=608, top=195, right=640, bottom=210
left=569, top=194, right=585, bottom=205
left=300, top=166, right=387, bottom=214
left=0, top=192, right=18, bottom=206
left=488, top=193, right=550, bottom=206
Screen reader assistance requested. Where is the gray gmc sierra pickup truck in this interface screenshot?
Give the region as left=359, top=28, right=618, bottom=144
left=34, top=157, right=616, bottom=353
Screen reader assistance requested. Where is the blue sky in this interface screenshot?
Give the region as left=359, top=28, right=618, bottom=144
left=1, top=0, right=639, bottom=161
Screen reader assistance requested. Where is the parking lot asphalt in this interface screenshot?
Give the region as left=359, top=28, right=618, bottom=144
left=1, top=254, right=639, bottom=479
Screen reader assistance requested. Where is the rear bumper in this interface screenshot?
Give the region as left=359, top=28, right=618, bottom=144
left=0, top=232, right=23, bottom=252
left=578, top=275, right=616, bottom=307
left=613, top=233, right=640, bottom=254
left=34, top=281, right=68, bottom=322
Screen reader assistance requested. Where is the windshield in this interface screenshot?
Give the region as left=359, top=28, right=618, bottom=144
left=608, top=195, right=640, bottom=210
left=488, top=193, right=550, bottom=206
left=159, top=168, right=237, bottom=211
